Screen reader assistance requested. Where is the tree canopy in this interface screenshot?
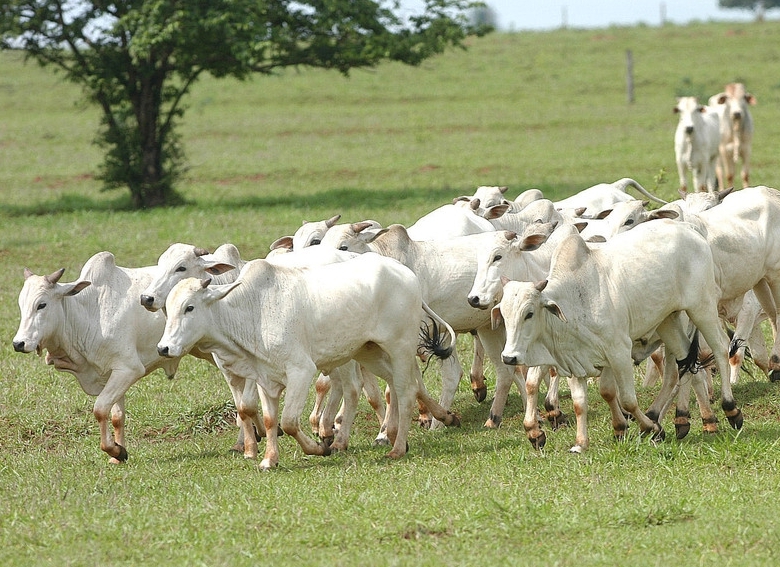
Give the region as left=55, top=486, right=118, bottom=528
left=719, top=0, right=780, bottom=18
left=1, top=1, right=489, bottom=208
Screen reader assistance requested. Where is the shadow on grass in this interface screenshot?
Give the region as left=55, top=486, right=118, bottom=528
left=0, top=182, right=581, bottom=216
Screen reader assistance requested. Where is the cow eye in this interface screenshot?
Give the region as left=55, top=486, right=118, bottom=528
left=175, top=266, right=187, bottom=273
left=36, top=302, right=47, bottom=311
left=493, top=254, right=502, bottom=262
left=185, top=305, right=194, bottom=313
left=310, top=239, right=321, bottom=246
left=524, top=311, right=533, bottom=320
left=624, top=219, right=634, bottom=226
left=338, top=245, right=348, bottom=251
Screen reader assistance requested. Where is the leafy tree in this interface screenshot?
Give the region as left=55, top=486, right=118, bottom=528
left=719, top=0, right=780, bottom=20
left=1, top=1, right=489, bottom=209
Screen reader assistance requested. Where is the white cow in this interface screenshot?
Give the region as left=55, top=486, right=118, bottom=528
left=320, top=222, right=527, bottom=429
left=678, top=186, right=780, bottom=382
left=12, top=252, right=180, bottom=463
left=492, top=220, right=742, bottom=453
left=467, top=222, right=578, bottom=428
left=156, top=253, right=460, bottom=469
left=673, top=96, right=721, bottom=194
left=554, top=178, right=667, bottom=217
left=709, top=82, right=756, bottom=189
left=407, top=204, right=495, bottom=240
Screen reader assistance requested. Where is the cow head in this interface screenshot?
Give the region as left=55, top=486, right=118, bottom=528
left=157, top=277, right=241, bottom=358
left=292, top=214, right=341, bottom=250
left=13, top=268, right=91, bottom=354
left=492, top=278, right=565, bottom=366
left=319, top=220, right=385, bottom=253
left=141, top=243, right=236, bottom=312
left=674, top=96, right=706, bottom=135
left=467, top=223, right=556, bottom=310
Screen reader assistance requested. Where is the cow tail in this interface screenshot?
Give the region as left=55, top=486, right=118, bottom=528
left=676, top=330, right=702, bottom=377
left=418, top=301, right=456, bottom=361
left=618, top=177, right=668, bottom=205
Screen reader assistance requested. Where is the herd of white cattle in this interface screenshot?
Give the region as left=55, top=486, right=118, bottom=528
left=13, top=83, right=775, bottom=469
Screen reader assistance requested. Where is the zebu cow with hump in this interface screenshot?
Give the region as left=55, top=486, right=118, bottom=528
left=553, top=177, right=667, bottom=218
left=13, top=252, right=180, bottom=463
left=709, top=82, right=756, bottom=189
left=156, top=253, right=460, bottom=469
left=673, top=96, right=721, bottom=194
left=491, top=219, right=742, bottom=453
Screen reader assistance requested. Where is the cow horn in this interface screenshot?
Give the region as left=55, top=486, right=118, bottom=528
left=470, top=198, right=481, bottom=211
left=326, top=214, right=342, bottom=228
left=45, top=268, right=66, bottom=285
left=200, top=278, right=212, bottom=288
left=503, top=231, right=517, bottom=241
left=535, top=280, right=548, bottom=292
left=193, top=247, right=210, bottom=257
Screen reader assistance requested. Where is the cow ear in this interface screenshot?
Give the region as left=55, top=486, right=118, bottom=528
left=23, top=267, right=35, bottom=280
left=519, top=223, right=554, bottom=251
left=586, top=235, right=607, bottom=243
left=62, top=280, right=91, bottom=296
left=673, top=105, right=680, bottom=114
left=595, top=208, right=613, bottom=220
left=648, top=209, right=678, bottom=221
left=269, top=236, right=293, bottom=253
left=490, top=305, right=503, bottom=330
left=746, top=94, right=757, bottom=105
left=542, top=299, right=566, bottom=322
left=208, top=280, right=241, bottom=301
left=200, top=254, right=236, bottom=275
left=573, top=221, right=588, bottom=233
left=483, top=203, right=510, bottom=220
left=716, top=94, right=727, bottom=105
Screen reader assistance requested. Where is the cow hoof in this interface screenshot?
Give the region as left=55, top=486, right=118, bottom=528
left=727, top=409, right=744, bottom=430
left=547, top=411, right=568, bottom=430
left=675, top=422, right=691, bottom=440
left=568, top=445, right=584, bottom=454
left=770, top=370, right=780, bottom=383
left=259, top=459, right=277, bottom=471
left=373, top=434, right=390, bottom=446
left=320, top=443, right=332, bottom=457
left=230, top=442, right=244, bottom=453
left=528, top=431, right=546, bottom=450
left=446, top=413, right=461, bottom=427
left=109, top=445, right=128, bottom=463
left=418, top=417, right=432, bottom=429
left=652, top=427, right=666, bottom=443
left=472, top=386, right=488, bottom=403
left=320, top=435, right=334, bottom=448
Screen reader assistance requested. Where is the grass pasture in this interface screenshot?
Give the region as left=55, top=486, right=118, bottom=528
left=2, top=21, right=780, bottom=566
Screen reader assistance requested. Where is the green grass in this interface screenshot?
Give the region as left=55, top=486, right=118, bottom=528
left=2, top=21, right=780, bottom=566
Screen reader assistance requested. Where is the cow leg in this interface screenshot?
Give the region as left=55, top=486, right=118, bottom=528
left=688, top=307, right=743, bottom=430
left=385, top=359, right=423, bottom=460
left=257, top=386, right=280, bottom=470
left=222, top=370, right=265, bottom=453
left=642, top=345, right=665, bottom=387
left=522, top=366, right=547, bottom=450
left=110, top=396, right=126, bottom=452
left=543, top=368, right=567, bottom=429
left=359, top=365, right=386, bottom=431
left=236, top=375, right=260, bottom=460
left=326, top=361, right=362, bottom=452
left=597, top=367, right=630, bottom=443
left=469, top=331, right=488, bottom=402
left=317, top=372, right=343, bottom=444
left=428, top=353, right=463, bottom=430
left=93, top=373, right=137, bottom=463
left=691, top=370, right=719, bottom=435
left=280, top=366, right=331, bottom=459
left=480, top=325, right=527, bottom=428
left=568, top=375, right=591, bottom=453
left=309, top=373, right=331, bottom=435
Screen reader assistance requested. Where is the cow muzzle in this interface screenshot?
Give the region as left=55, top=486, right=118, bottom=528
left=467, top=295, right=489, bottom=310
left=12, top=340, right=28, bottom=353
left=140, top=294, right=159, bottom=311
left=502, top=354, right=519, bottom=366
